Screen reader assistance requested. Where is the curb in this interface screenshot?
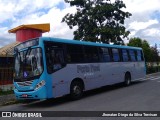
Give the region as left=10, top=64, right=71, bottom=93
left=146, top=72, right=160, bottom=76
left=0, top=72, right=159, bottom=106
left=0, top=94, right=16, bottom=106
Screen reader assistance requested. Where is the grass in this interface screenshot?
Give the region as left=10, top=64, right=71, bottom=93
left=0, top=89, right=14, bottom=96
left=0, top=89, right=16, bottom=106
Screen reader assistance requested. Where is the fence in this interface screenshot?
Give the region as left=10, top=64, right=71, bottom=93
left=0, top=67, right=13, bottom=85
left=0, top=57, right=14, bottom=89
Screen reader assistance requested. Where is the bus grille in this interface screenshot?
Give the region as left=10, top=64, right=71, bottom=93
left=16, top=80, right=34, bottom=87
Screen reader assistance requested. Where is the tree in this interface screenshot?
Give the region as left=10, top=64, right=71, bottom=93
left=127, top=37, right=142, bottom=47
left=141, top=40, right=152, bottom=62
left=62, top=0, right=132, bottom=44
left=128, top=37, right=159, bottom=62
left=150, top=44, right=159, bottom=63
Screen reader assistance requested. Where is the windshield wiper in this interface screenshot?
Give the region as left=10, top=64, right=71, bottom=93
left=23, top=47, right=31, bottom=78
left=24, top=47, right=31, bottom=59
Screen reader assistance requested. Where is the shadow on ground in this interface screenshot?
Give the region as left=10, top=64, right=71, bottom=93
left=22, top=80, right=147, bottom=109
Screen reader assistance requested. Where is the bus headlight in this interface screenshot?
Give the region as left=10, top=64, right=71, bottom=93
left=35, top=80, right=45, bottom=90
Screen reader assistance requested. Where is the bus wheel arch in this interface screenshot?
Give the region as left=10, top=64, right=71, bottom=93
left=124, top=72, right=131, bottom=86
left=70, top=78, right=84, bottom=100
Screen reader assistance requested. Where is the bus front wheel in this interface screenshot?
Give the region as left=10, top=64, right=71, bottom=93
left=70, top=81, right=83, bottom=100
left=124, top=73, right=131, bottom=86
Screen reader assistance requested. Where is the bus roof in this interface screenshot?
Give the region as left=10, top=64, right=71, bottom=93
left=40, top=37, right=142, bottom=50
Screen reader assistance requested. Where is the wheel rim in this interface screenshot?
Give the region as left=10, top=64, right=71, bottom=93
left=126, top=76, right=131, bottom=85
left=73, top=85, right=81, bottom=95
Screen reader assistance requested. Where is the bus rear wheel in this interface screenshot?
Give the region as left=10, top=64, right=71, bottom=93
left=70, top=81, right=83, bottom=100
left=124, top=73, right=131, bottom=86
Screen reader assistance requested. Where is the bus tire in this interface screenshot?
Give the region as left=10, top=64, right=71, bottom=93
left=70, top=81, right=83, bottom=100
left=124, top=73, right=131, bottom=86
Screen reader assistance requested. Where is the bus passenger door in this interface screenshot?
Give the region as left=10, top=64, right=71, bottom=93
left=45, top=41, right=68, bottom=97
left=99, top=47, right=117, bottom=85
left=110, top=48, right=122, bottom=84
left=83, top=46, right=103, bottom=89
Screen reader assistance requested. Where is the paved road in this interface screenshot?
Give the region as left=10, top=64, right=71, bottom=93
left=0, top=73, right=160, bottom=120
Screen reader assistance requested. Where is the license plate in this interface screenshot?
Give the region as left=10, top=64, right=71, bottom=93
left=22, top=94, right=28, bottom=98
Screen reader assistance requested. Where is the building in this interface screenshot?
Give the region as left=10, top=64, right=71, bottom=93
left=0, top=23, right=50, bottom=91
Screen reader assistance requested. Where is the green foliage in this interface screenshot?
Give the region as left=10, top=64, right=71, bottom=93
left=0, top=89, right=13, bottom=96
left=142, top=40, right=152, bottom=62
left=146, top=65, right=160, bottom=74
left=62, top=0, right=132, bottom=44
left=128, top=37, right=159, bottom=62
left=127, top=37, right=142, bottom=47
left=150, top=45, right=159, bottom=63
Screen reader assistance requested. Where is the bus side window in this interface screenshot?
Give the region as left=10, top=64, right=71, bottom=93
left=112, top=48, right=120, bottom=62
left=136, top=50, right=143, bottom=61
left=53, top=50, right=65, bottom=70
left=66, top=45, right=85, bottom=63
left=45, top=42, right=65, bottom=73
left=99, top=47, right=111, bottom=62
left=122, top=49, right=129, bottom=62
left=46, top=48, right=53, bottom=73
left=129, top=50, right=136, bottom=62
left=84, top=46, right=99, bottom=63
left=141, top=50, right=144, bottom=61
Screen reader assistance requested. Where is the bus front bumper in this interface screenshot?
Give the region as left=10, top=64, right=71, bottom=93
left=14, top=86, right=47, bottom=100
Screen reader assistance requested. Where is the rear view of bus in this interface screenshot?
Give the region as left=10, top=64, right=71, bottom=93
left=13, top=38, right=47, bottom=100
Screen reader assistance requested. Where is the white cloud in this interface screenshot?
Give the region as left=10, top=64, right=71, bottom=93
left=123, top=0, right=160, bottom=13
left=122, top=0, right=160, bottom=46
left=128, top=20, right=159, bottom=31
left=0, top=27, right=15, bottom=46
left=10, top=5, right=77, bottom=39
left=143, top=28, right=160, bottom=37
left=1, top=0, right=160, bottom=48
left=0, top=0, right=77, bottom=47
left=0, top=0, right=63, bottom=23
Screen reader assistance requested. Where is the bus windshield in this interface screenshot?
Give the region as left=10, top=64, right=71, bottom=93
left=14, top=48, right=43, bottom=80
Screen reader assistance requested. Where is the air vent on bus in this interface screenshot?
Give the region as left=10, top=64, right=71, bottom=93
left=16, top=80, right=34, bottom=87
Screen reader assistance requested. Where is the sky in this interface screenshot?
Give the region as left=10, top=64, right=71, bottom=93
left=0, top=0, right=160, bottom=49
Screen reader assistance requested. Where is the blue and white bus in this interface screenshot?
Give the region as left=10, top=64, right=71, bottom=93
left=13, top=37, right=146, bottom=100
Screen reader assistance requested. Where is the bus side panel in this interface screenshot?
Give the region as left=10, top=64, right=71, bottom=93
left=132, top=61, right=146, bottom=81
left=101, top=62, right=131, bottom=85
left=51, top=63, right=107, bottom=97
left=51, top=64, right=81, bottom=98
left=50, top=61, right=146, bottom=98
left=100, top=62, right=123, bottom=85
left=101, top=61, right=146, bottom=85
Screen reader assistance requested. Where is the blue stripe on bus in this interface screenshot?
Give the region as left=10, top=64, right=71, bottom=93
left=39, top=37, right=142, bottom=50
